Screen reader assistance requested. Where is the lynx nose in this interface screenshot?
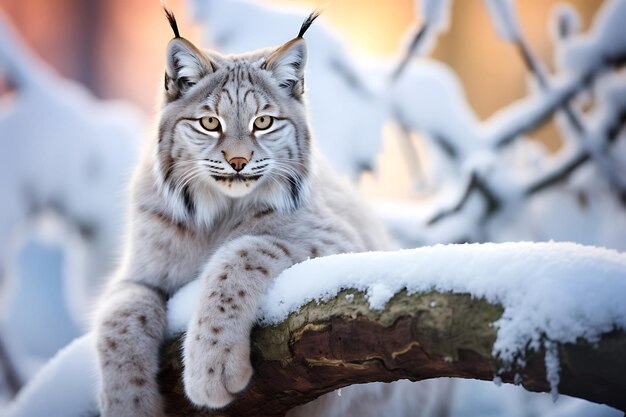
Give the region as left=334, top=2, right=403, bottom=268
left=228, top=157, right=248, bottom=172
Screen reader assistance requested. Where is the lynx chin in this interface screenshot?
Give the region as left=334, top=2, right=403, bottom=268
left=94, top=8, right=389, bottom=416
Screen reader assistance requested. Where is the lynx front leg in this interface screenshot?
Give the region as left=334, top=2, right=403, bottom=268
left=183, top=235, right=303, bottom=408
left=95, top=281, right=167, bottom=417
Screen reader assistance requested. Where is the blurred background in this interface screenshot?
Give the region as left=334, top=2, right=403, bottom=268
left=0, top=0, right=604, bottom=198
left=0, top=0, right=624, bottom=416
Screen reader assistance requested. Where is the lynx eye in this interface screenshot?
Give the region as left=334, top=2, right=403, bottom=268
left=253, top=116, right=273, bottom=131
left=200, top=116, right=221, bottom=132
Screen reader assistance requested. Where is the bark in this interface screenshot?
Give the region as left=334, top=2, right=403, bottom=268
left=158, top=290, right=626, bottom=417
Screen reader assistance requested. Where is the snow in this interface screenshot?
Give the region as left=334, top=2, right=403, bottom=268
left=419, top=0, right=453, bottom=33
left=450, top=378, right=622, bottom=417
left=169, top=241, right=626, bottom=397
left=483, top=0, right=521, bottom=41
left=557, top=0, right=626, bottom=74
left=14, top=243, right=626, bottom=417
left=0, top=11, right=142, bottom=404
left=6, top=337, right=620, bottom=417
left=389, top=60, right=481, bottom=161
left=410, top=0, right=454, bottom=56
left=3, top=0, right=626, bottom=414
left=3, top=240, right=80, bottom=358
left=544, top=342, right=560, bottom=401
left=5, top=334, right=99, bottom=417
left=550, top=4, right=581, bottom=41
left=0, top=12, right=142, bottom=329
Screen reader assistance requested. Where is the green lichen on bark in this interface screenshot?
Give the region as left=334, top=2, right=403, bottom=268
left=252, top=289, right=503, bottom=363
left=161, top=289, right=626, bottom=415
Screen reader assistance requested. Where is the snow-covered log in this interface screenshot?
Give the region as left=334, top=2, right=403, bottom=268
left=159, top=242, right=626, bottom=416
left=7, top=242, right=626, bottom=417
left=159, top=291, right=625, bottom=416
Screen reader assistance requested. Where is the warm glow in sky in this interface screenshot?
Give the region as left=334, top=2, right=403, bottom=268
left=0, top=0, right=602, bottom=201
left=266, top=0, right=416, bottom=56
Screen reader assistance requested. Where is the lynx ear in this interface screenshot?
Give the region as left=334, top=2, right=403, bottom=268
left=263, top=38, right=307, bottom=99
left=164, top=38, right=214, bottom=101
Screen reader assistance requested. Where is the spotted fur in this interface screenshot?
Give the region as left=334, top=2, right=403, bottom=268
left=94, top=8, right=390, bottom=417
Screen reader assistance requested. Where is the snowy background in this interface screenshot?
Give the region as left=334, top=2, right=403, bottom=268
left=0, top=0, right=625, bottom=416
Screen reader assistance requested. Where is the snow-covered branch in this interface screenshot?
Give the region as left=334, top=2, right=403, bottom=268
left=392, top=0, right=452, bottom=81
left=7, top=242, right=626, bottom=417
left=157, top=242, right=626, bottom=416
left=427, top=172, right=499, bottom=226
left=0, top=334, right=21, bottom=397
left=419, top=0, right=626, bottom=239
left=159, top=292, right=625, bottom=417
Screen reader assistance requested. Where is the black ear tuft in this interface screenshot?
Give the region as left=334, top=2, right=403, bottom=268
left=297, top=8, right=323, bottom=38
left=163, top=4, right=181, bottom=38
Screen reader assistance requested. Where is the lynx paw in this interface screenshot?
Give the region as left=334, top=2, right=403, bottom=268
left=183, top=323, right=253, bottom=408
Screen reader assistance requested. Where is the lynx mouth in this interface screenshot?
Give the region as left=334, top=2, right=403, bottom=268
left=211, top=174, right=262, bottom=182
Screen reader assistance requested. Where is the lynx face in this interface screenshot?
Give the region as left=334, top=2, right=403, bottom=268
left=156, top=35, right=312, bottom=222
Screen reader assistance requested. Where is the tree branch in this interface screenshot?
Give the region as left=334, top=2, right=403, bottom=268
left=391, top=24, right=428, bottom=82
left=158, top=290, right=626, bottom=417
left=0, top=332, right=22, bottom=397
left=524, top=150, right=589, bottom=196
left=427, top=172, right=500, bottom=226
left=513, top=36, right=584, bottom=133
left=511, top=32, right=626, bottom=202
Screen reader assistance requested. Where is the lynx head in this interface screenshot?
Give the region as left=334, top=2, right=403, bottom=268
left=155, top=8, right=320, bottom=224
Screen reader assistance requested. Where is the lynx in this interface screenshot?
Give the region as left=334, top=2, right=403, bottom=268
left=94, top=8, right=390, bottom=416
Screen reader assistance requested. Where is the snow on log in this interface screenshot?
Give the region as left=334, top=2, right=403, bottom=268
left=160, top=292, right=625, bottom=416
left=6, top=243, right=626, bottom=416
left=162, top=242, right=626, bottom=416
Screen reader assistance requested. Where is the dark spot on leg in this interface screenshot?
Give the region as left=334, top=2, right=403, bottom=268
left=310, top=246, right=319, bottom=258
left=103, top=320, right=119, bottom=329
left=106, top=339, right=118, bottom=350
left=134, top=396, right=141, bottom=406
left=219, top=306, right=225, bottom=313
left=224, top=347, right=231, bottom=353
left=211, top=339, right=218, bottom=346
left=238, top=290, right=246, bottom=298
left=208, top=368, right=214, bottom=374
left=238, top=250, right=248, bottom=258
left=138, top=315, right=147, bottom=326
left=256, top=266, right=269, bottom=276
left=219, top=273, right=228, bottom=281
left=272, top=242, right=291, bottom=257
left=259, top=249, right=278, bottom=259
left=244, top=264, right=252, bottom=271
left=212, top=326, right=222, bottom=334
left=130, top=377, right=147, bottom=386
